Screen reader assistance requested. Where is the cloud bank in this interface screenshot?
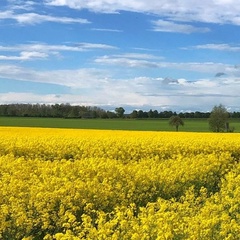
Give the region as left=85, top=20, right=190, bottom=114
left=45, top=0, right=240, bottom=25
left=1, top=63, right=240, bottom=111
left=0, top=10, right=90, bottom=25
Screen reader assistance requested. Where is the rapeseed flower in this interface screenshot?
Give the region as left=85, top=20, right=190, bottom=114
left=0, top=127, right=240, bottom=239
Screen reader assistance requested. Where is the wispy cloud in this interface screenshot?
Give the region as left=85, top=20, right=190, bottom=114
left=0, top=10, right=90, bottom=25
left=0, top=51, right=48, bottom=61
left=0, top=43, right=116, bottom=52
left=193, top=43, right=240, bottom=51
left=151, top=19, right=210, bottom=34
left=95, top=55, right=160, bottom=68
left=91, top=28, right=123, bottom=32
left=95, top=52, right=162, bottom=67
left=0, top=64, right=109, bottom=88
left=5, top=0, right=36, bottom=11
left=75, top=42, right=117, bottom=50
left=108, top=53, right=163, bottom=60
left=0, top=43, right=117, bottom=61
left=45, top=0, right=240, bottom=26
left=95, top=54, right=235, bottom=74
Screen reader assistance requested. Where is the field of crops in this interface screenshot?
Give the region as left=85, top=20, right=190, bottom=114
left=1, top=117, right=240, bottom=132
left=1, top=127, right=240, bottom=239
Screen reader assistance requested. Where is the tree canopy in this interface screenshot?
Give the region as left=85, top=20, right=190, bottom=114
left=208, top=104, right=229, bottom=132
left=115, top=107, right=125, bottom=118
left=169, top=115, right=184, bottom=131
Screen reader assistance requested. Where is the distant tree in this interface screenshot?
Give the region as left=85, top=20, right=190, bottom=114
left=153, top=110, right=159, bottom=118
left=160, top=111, right=174, bottom=118
left=130, top=110, right=138, bottom=118
left=194, top=111, right=202, bottom=118
left=231, top=111, right=240, bottom=118
left=115, top=107, right=125, bottom=118
left=148, top=109, right=154, bottom=118
left=178, top=112, right=185, bottom=118
left=184, top=112, right=194, bottom=118
left=99, top=111, right=108, bottom=119
left=208, top=104, right=229, bottom=132
left=137, top=110, right=144, bottom=118
left=143, top=111, right=149, bottom=118
left=68, top=106, right=80, bottom=118
left=169, top=115, right=184, bottom=131
left=106, top=111, right=117, bottom=118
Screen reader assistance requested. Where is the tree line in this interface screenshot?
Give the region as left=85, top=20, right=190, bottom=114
left=169, top=104, right=237, bottom=132
left=0, top=104, right=113, bottom=118
left=0, top=103, right=240, bottom=119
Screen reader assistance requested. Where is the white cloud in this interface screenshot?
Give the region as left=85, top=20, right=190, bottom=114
left=0, top=43, right=117, bottom=61
left=0, top=51, right=48, bottom=61
left=44, top=0, right=240, bottom=25
left=95, top=54, right=235, bottom=74
left=0, top=91, right=146, bottom=107
left=94, top=53, right=164, bottom=68
left=193, top=44, right=240, bottom=51
left=76, top=42, right=117, bottom=50
left=0, top=64, right=109, bottom=88
left=111, top=53, right=163, bottom=60
left=91, top=28, right=123, bottom=32
left=0, top=10, right=13, bottom=19
left=152, top=19, right=210, bottom=33
left=0, top=43, right=116, bottom=52
left=95, top=55, right=160, bottom=68
left=6, top=0, right=37, bottom=10
left=1, top=64, right=240, bottom=111
left=16, top=13, right=90, bottom=24
left=0, top=10, right=90, bottom=25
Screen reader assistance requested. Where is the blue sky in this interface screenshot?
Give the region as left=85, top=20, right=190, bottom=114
left=0, top=0, right=240, bottom=112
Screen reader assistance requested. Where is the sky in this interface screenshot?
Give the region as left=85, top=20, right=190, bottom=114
left=0, top=0, right=240, bottom=112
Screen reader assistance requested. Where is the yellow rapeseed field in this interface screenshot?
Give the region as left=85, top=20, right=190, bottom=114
left=0, top=127, right=240, bottom=239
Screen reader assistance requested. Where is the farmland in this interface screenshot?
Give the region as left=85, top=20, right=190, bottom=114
left=1, top=127, right=240, bottom=239
left=0, top=117, right=240, bottom=132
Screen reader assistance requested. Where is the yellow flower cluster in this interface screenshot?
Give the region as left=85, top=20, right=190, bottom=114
left=0, top=127, right=240, bottom=239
